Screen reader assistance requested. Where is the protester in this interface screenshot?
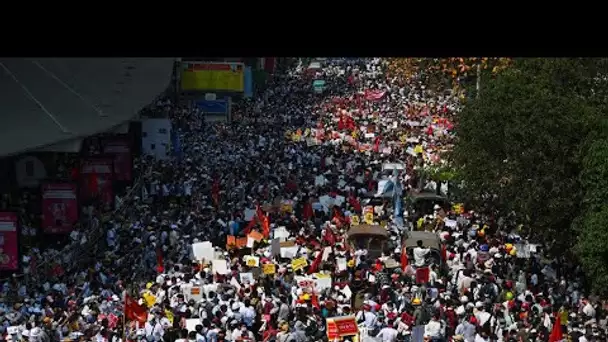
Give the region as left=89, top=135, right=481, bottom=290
left=0, top=57, right=606, bottom=342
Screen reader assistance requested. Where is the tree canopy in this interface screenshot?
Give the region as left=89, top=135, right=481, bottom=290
left=451, top=58, right=608, bottom=293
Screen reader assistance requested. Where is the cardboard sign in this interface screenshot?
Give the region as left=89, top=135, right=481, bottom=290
left=192, top=241, right=214, bottom=262
left=236, top=237, right=248, bottom=249
left=350, top=215, right=360, bottom=226
left=263, top=264, right=276, bottom=275
left=211, top=259, right=228, bottom=275
left=291, top=257, right=308, bottom=272
left=248, top=231, right=264, bottom=242
left=239, top=272, right=254, bottom=284
left=363, top=206, right=374, bottom=222
left=245, top=256, right=260, bottom=267
left=226, top=235, right=236, bottom=248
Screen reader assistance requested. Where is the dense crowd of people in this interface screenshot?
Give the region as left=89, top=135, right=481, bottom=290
left=0, top=58, right=606, bottom=342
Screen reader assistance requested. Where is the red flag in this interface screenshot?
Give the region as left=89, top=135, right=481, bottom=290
left=261, top=215, right=270, bottom=239
left=323, top=228, right=336, bottom=245
left=549, top=313, right=563, bottom=342
left=373, top=136, right=382, bottom=153
left=156, top=248, right=164, bottom=273
left=332, top=207, right=345, bottom=224
left=338, top=115, right=346, bottom=130
left=302, top=202, right=313, bottom=222
left=257, top=206, right=270, bottom=238
left=124, top=294, right=148, bottom=324
left=348, top=195, right=362, bottom=213
left=441, top=244, right=447, bottom=262
left=311, top=294, right=320, bottom=309
left=243, top=217, right=257, bottom=235
left=401, top=247, right=409, bottom=272
left=308, top=250, right=323, bottom=274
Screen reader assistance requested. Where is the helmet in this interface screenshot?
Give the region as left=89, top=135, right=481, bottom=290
left=505, top=292, right=514, bottom=301
left=412, top=298, right=422, bottom=306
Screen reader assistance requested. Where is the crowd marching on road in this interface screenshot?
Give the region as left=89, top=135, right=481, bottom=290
left=1, top=57, right=606, bottom=342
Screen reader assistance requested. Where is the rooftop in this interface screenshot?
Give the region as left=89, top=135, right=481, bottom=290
left=0, top=58, right=174, bottom=156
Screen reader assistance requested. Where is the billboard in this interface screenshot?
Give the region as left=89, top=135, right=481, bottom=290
left=196, top=99, right=229, bottom=114
left=80, top=158, right=114, bottom=207
left=102, top=135, right=132, bottom=181
left=41, top=183, right=79, bottom=234
left=181, top=62, right=244, bottom=92
left=142, top=119, right=172, bottom=160
left=0, top=212, right=19, bottom=271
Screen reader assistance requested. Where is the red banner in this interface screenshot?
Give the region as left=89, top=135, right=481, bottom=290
left=364, top=89, right=386, bottom=101
left=102, top=136, right=132, bottom=181
left=416, top=267, right=430, bottom=284
left=0, top=212, right=19, bottom=271
left=81, top=158, right=114, bottom=207
left=326, top=316, right=358, bottom=340
left=41, top=183, right=79, bottom=234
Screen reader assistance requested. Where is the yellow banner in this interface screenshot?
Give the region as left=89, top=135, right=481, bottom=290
left=263, top=264, right=276, bottom=275
left=291, top=257, right=308, bottom=272
left=181, top=62, right=244, bottom=92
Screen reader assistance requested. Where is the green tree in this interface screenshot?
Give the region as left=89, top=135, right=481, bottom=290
left=452, top=58, right=606, bottom=246
left=575, top=126, right=608, bottom=294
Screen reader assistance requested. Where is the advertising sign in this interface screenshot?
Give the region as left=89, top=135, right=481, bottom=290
left=41, top=183, right=79, bottom=234
left=0, top=212, right=19, bottom=271
left=102, top=136, right=132, bottom=181
left=181, top=62, right=244, bottom=92
left=80, top=158, right=114, bottom=207
left=196, top=99, right=228, bottom=114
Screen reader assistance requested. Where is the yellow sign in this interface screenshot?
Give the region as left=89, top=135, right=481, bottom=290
left=263, top=264, right=276, bottom=275
left=452, top=203, right=464, bottom=214
left=291, top=257, right=308, bottom=272
left=363, top=206, right=374, bottom=224
left=350, top=215, right=360, bottom=226
left=246, top=259, right=257, bottom=267
left=181, top=62, right=244, bottom=92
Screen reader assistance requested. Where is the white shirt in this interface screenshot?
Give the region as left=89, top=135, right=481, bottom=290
left=413, top=247, right=430, bottom=267
left=424, top=320, right=442, bottom=338
left=376, top=327, right=398, bottom=342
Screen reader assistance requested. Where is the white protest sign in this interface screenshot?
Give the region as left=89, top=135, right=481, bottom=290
left=273, top=227, right=290, bottom=241
left=212, top=259, right=228, bottom=275
left=342, top=285, right=353, bottom=299
left=186, top=318, right=201, bottom=332
left=280, top=246, right=299, bottom=258
left=240, top=272, right=254, bottom=284
left=230, top=277, right=241, bottom=291
left=314, top=275, right=332, bottom=292
left=192, top=241, right=214, bottom=262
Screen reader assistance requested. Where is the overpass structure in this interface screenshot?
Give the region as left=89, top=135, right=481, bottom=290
left=0, top=58, right=174, bottom=156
